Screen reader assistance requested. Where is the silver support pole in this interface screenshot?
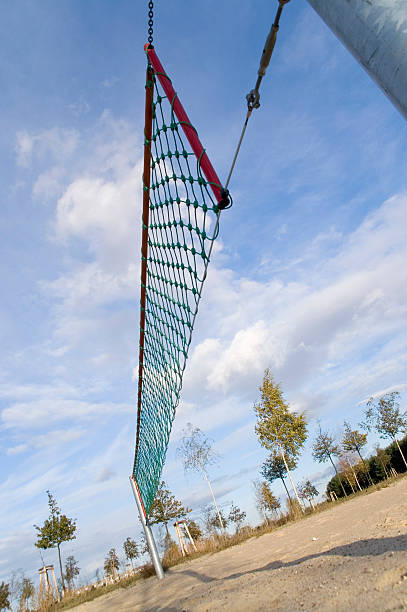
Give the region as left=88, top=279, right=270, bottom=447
left=129, top=476, right=165, bottom=580
left=306, top=0, right=407, bottom=120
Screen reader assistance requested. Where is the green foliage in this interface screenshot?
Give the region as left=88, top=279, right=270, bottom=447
left=104, top=548, right=119, bottom=578
left=364, top=391, right=407, bottom=439
left=262, top=481, right=280, bottom=514
left=123, top=537, right=139, bottom=567
left=312, top=426, right=340, bottom=465
left=34, top=491, right=77, bottom=591
left=0, top=582, right=10, bottom=611
left=65, top=555, right=80, bottom=589
left=261, top=451, right=296, bottom=485
left=34, top=491, right=77, bottom=550
left=254, top=369, right=307, bottom=457
left=342, top=421, right=368, bottom=455
left=228, top=503, right=247, bottom=532
left=253, top=480, right=280, bottom=519
left=327, top=434, right=407, bottom=498
left=375, top=445, right=391, bottom=474
left=149, top=481, right=191, bottom=535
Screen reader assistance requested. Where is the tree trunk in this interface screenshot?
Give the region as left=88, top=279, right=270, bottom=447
left=278, top=442, right=304, bottom=513
left=57, top=543, right=65, bottom=593
left=394, top=437, right=407, bottom=469
left=344, top=472, right=356, bottom=494
left=346, top=457, right=362, bottom=491
left=279, top=475, right=292, bottom=501
left=378, top=458, right=389, bottom=479
left=357, top=449, right=373, bottom=485
left=201, top=465, right=225, bottom=531
left=329, top=455, right=347, bottom=497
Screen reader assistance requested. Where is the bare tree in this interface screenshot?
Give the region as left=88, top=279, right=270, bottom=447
left=298, top=480, right=319, bottom=510
left=18, top=577, right=34, bottom=611
left=312, top=425, right=347, bottom=497
left=202, top=505, right=228, bottom=535
left=228, top=503, right=247, bottom=533
left=64, top=556, right=80, bottom=591
left=177, top=423, right=225, bottom=530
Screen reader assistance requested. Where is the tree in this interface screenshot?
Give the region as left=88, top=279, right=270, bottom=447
left=261, top=451, right=297, bottom=502
left=337, top=457, right=357, bottom=493
left=0, top=583, right=10, bottom=611
left=342, top=421, right=373, bottom=485
left=374, top=445, right=391, bottom=478
left=34, top=491, right=77, bottom=592
left=254, top=369, right=307, bottom=509
left=312, top=425, right=347, bottom=497
left=149, top=481, right=191, bottom=537
left=123, top=537, right=139, bottom=569
left=177, top=424, right=225, bottom=530
left=253, top=480, right=280, bottom=522
left=298, top=480, right=319, bottom=510
left=185, top=519, right=202, bottom=541
left=104, top=548, right=119, bottom=579
left=139, top=534, right=149, bottom=556
left=228, top=503, right=247, bottom=532
left=261, top=481, right=280, bottom=517
left=203, top=506, right=228, bottom=534
left=19, top=578, right=34, bottom=611
left=365, top=392, right=407, bottom=469
left=64, top=556, right=80, bottom=590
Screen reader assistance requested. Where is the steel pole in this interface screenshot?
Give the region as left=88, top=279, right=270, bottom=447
left=129, top=476, right=165, bottom=580
left=307, top=0, right=407, bottom=120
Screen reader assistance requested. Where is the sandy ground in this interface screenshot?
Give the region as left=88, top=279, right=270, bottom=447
left=74, top=477, right=407, bottom=611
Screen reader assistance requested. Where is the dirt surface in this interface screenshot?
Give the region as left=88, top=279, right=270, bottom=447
left=74, top=478, right=407, bottom=611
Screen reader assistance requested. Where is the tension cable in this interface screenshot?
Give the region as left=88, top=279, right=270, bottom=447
left=225, top=0, right=291, bottom=190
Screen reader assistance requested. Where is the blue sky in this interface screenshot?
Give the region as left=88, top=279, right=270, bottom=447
left=1, top=0, right=407, bottom=587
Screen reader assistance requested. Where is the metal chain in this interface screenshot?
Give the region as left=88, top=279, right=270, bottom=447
left=148, top=1, right=154, bottom=45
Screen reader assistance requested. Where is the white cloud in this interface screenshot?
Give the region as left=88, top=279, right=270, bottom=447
left=33, top=166, right=65, bottom=201
left=15, top=131, right=34, bottom=166
left=6, top=444, right=28, bottom=456
left=2, top=398, right=133, bottom=429
left=182, top=193, right=407, bottom=413
left=16, top=127, right=79, bottom=167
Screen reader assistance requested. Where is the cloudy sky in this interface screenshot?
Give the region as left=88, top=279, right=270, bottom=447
left=1, top=0, right=407, bottom=587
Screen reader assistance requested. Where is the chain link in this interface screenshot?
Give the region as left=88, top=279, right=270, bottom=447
left=148, top=1, right=154, bottom=45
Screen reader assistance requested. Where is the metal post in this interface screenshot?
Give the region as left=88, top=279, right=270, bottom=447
left=307, top=0, right=407, bottom=120
left=129, top=476, right=165, bottom=580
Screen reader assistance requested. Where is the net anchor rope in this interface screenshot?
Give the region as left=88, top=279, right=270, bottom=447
left=225, top=0, right=291, bottom=190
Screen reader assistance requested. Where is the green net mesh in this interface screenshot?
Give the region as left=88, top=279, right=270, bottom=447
left=132, top=64, right=230, bottom=515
